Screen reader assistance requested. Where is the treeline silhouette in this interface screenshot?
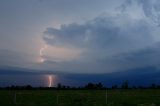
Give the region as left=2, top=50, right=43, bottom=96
left=0, top=81, right=160, bottom=90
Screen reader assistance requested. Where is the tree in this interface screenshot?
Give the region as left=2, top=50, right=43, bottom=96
left=57, top=83, right=62, bottom=89
left=96, top=82, right=103, bottom=89
left=84, top=82, right=104, bottom=89
left=85, top=83, right=95, bottom=89
left=121, top=80, right=129, bottom=89
left=112, top=85, right=118, bottom=89
left=150, top=83, right=156, bottom=89
left=26, top=85, right=32, bottom=90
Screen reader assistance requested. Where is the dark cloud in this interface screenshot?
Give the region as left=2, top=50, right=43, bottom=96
left=59, top=66, right=160, bottom=87
left=42, top=16, right=155, bottom=73
left=41, top=0, right=160, bottom=73
left=1, top=0, right=159, bottom=73
left=105, top=43, right=160, bottom=71
left=43, top=15, right=153, bottom=51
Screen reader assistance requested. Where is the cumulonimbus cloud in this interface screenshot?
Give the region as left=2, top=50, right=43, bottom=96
left=43, top=12, right=154, bottom=56
left=41, top=0, right=160, bottom=73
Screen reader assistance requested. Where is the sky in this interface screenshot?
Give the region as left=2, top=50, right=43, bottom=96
left=1, top=0, right=160, bottom=86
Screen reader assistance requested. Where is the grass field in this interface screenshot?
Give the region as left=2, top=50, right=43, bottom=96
left=0, top=89, right=160, bottom=106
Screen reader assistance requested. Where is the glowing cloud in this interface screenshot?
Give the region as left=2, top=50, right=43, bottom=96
left=39, top=45, right=47, bottom=63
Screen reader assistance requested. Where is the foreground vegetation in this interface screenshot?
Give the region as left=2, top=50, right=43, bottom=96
left=0, top=89, right=160, bottom=106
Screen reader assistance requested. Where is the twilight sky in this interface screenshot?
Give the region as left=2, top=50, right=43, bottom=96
left=1, top=0, right=160, bottom=74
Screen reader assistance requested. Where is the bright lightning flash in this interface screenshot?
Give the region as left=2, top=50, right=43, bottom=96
left=39, top=45, right=47, bottom=63
left=48, top=75, right=52, bottom=87
left=46, top=75, right=57, bottom=87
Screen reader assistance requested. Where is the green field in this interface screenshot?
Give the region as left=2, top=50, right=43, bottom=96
left=0, top=89, right=160, bottom=106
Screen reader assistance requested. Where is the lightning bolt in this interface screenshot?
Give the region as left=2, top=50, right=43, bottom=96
left=39, top=45, right=47, bottom=63
left=47, top=75, right=57, bottom=87
left=48, top=75, right=52, bottom=87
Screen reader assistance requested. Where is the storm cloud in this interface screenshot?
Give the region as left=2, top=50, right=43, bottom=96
left=42, top=0, right=160, bottom=73
left=1, top=0, right=160, bottom=74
